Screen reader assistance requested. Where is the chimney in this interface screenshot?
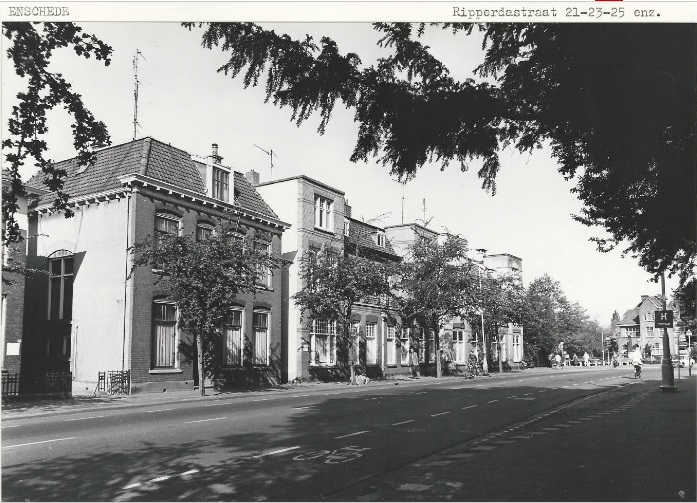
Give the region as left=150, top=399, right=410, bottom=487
left=210, top=143, right=223, bottom=164
left=245, top=169, right=260, bottom=187
left=641, top=295, right=649, bottom=302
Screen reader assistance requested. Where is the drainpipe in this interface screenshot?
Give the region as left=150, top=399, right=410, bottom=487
left=122, top=191, right=132, bottom=371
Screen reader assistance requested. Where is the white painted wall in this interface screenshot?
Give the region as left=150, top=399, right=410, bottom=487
left=36, top=198, right=129, bottom=391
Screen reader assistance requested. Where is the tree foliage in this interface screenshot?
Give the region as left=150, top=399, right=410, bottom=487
left=187, top=22, right=696, bottom=283
left=479, top=273, right=524, bottom=372
left=390, top=234, right=474, bottom=377
left=294, top=246, right=393, bottom=383
left=521, top=274, right=569, bottom=363
left=2, top=22, right=112, bottom=246
left=130, top=218, right=283, bottom=396
left=674, top=278, right=696, bottom=333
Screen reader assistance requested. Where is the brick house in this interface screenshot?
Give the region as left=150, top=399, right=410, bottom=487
left=254, top=174, right=404, bottom=381
left=617, top=295, right=680, bottom=360
left=21, top=138, right=288, bottom=394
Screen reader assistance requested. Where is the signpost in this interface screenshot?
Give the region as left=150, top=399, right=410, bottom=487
left=658, top=272, right=675, bottom=391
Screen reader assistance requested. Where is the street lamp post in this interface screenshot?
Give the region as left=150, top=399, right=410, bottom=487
left=476, top=248, right=488, bottom=374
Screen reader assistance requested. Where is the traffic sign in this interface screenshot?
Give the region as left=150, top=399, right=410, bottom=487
left=654, top=310, right=673, bottom=328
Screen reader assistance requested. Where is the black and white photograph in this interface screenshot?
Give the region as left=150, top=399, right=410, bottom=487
left=1, top=2, right=696, bottom=501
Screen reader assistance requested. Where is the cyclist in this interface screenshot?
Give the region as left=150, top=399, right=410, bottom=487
left=631, top=348, right=642, bottom=378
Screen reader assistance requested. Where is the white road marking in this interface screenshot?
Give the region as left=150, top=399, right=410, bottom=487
left=492, top=440, right=516, bottom=444
left=518, top=379, right=524, bottom=382
left=514, top=397, right=535, bottom=401
left=392, top=419, right=415, bottom=426
left=181, top=469, right=199, bottom=476
left=293, top=406, right=313, bottom=410
left=4, top=437, right=75, bottom=449
left=471, top=445, right=498, bottom=451
left=203, top=403, right=226, bottom=407
left=253, top=446, right=300, bottom=458
left=2, top=425, right=20, bottom=429
left=561, top=385, right=569, bottom=388
left=150, top=476, right=171, bottom=483
left=430, top=412, right=450, bottom=417
left=123, top=482, right=142, bottom=490
left=538, top=390, right=547, bottom=393
left=184, top=416, right=226, bottom=424
left=507, top=396, right=518, bottom=399
left=415, top=392, right=426, bottom=395
left=462, top=405, right=478, bottom=410
left=146, top=408, right=174, bottom=413
left=511, top=435, right=534, bottom=439
left=63, top=415, right=106, bottom=422
left=335, top=430, right=369, bottom=439
left=487, top=399, right=499, bottom=403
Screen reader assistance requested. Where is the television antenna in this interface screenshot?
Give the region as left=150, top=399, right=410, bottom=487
left=132, top=50, right=146, bottom=140
left=254, top=144, right=277, bottom=179
left=393, top=179, right=407, bottom=224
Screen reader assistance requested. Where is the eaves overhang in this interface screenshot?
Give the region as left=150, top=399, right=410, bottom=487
left=118, top=173, right=291, bottom=230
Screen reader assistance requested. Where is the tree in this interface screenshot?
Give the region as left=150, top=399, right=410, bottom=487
left=674, top=278, right=696, bottom=333
left=521, top=275, right=568, bottom=365
left=390, top=234, right=474, bottom=378
left=2, top=23, right=112, bottom=247
left=186, top=22, right=696, bottom=284
left=294, top=247, right=393, bottom=384
left=478, top=273, right=524, bottom=373
left=130, top=217, right=283, bottom=397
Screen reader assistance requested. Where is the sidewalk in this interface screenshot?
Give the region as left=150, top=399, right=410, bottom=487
left=1, top=372, right=478, bottom=420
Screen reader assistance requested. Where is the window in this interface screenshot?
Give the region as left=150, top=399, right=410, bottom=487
left=453, top=330, right=466, bottom=363
left=645, top=313, right=654, bottom=321
left=386, top=325, right=396, bottom=365
left=222, top=309, right=243, bottom=366
left=253, top=311, right=269, bottom=365
left=155, top=213, right=180, bottom=247
left=255, top=242, right=271, bottom=288
left=344, top=221, right=350, bottom=236
left=366, top=322, right=377, bottom=365
left=311, top=319, right=336, bottom=365
left=646, top=326, right=654, bottom=338
left=212, top=167, right=230, bottom=202
left=152, top=301, right=177, bottom=368
left=626, top=326, right=638, bottom=338
left=376, top=232, right=385, bottom=247
left=400, top=329, right=410, bottom=365
left=196, top=223, right=214, bottom=241
left=314, top=195, right=333, bottom=231
left=513, top=334, right=522, bottom=362
left=48, top=254, right=74, bottom=321
left=350, top=321, right=360, bottom=363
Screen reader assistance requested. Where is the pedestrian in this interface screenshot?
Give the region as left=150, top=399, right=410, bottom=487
left=583, top=352, right=590, bottom=367
left=409, top=347, right=419, bottom=379
left=555, top=353, right=561, bottom=369
left=572, top=353, right=579, bottom=366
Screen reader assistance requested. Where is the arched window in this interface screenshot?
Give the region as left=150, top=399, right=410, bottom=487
left=47, top=250, right=73, bottom=321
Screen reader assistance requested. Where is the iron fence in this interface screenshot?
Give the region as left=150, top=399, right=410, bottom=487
left=1, top=371, right=20, bottom=397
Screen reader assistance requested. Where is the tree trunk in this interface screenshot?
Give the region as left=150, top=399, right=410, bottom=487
left=350, top=362, right=357, bottom=385
left=498, top=334, right=503, bottom=373
left=197, top=332, right=205, bottom=397
left=433, top=321, right=442, bottom=378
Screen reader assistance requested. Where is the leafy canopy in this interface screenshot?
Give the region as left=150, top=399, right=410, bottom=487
left=187, top=22, right=696, bottom=283
left=2, top=22, right=112, bottom=246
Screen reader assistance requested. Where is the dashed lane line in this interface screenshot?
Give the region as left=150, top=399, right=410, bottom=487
left=2, top=425, right=21, bottom=429
left=335, top=430, right=369, bottom=439
left=392, top=420, right=415, bottom=426
left=184, top=417, right=227, bottom=424
left=462, top=405, right=478, bottom=410
left=514, top=397, right=535, bottom=401
left=146, top=408, right=174, bottom=413
left=487, top=399, right=499, bottom=403
left=471, top=445, right=498, bottom=451
left=123, top=469, right=201, bottom=491
left=253, top=446, right=300, bottom=458
left=63, top=415, right=105, bottom=422
left=430, top=412, right=450, bottom=417
left=4, top=437, right=76, bottom=449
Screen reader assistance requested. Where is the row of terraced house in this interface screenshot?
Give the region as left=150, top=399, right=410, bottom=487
left=1, top=138, right=524, bottom=396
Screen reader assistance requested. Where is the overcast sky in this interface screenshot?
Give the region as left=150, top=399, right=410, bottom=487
left=1, top=20, right=680, bottom=324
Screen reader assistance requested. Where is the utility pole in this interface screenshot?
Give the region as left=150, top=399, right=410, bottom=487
left=132, top=50, right=146, bottom=140
left=660, top=271, right=676, bottom=391
left=477, top=248, right=488, bottom=374
left=254, top=144, right=277, bottom=180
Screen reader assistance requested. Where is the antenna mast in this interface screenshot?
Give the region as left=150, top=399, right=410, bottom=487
left=132, top=50, right=146, bottom=140
left=254, top=144, right=277, bottom=180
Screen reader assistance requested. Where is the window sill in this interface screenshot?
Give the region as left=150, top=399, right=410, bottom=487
left=149, top=368, right=183, bottom=374
left=310, top=363, right=337, bottom=368
left=313, top=226, right=335, bottom=236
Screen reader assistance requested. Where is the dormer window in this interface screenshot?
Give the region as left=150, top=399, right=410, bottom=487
left=212, top=167, right=230, bottom=202
left=376, top=232, right=385, bottom=247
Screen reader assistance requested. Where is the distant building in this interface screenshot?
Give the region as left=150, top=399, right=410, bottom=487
left=20, top=138, right=288, bottom=394
left=617, top=295, right=681, bottom=359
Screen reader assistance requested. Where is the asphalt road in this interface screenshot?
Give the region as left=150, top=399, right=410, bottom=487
left=2, top=365, right=693, bottom=501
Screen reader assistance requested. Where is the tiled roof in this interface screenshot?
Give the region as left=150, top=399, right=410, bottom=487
left=346, top=217, right=399, bottom=259
left=26, top=138, right=277, bottom=220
